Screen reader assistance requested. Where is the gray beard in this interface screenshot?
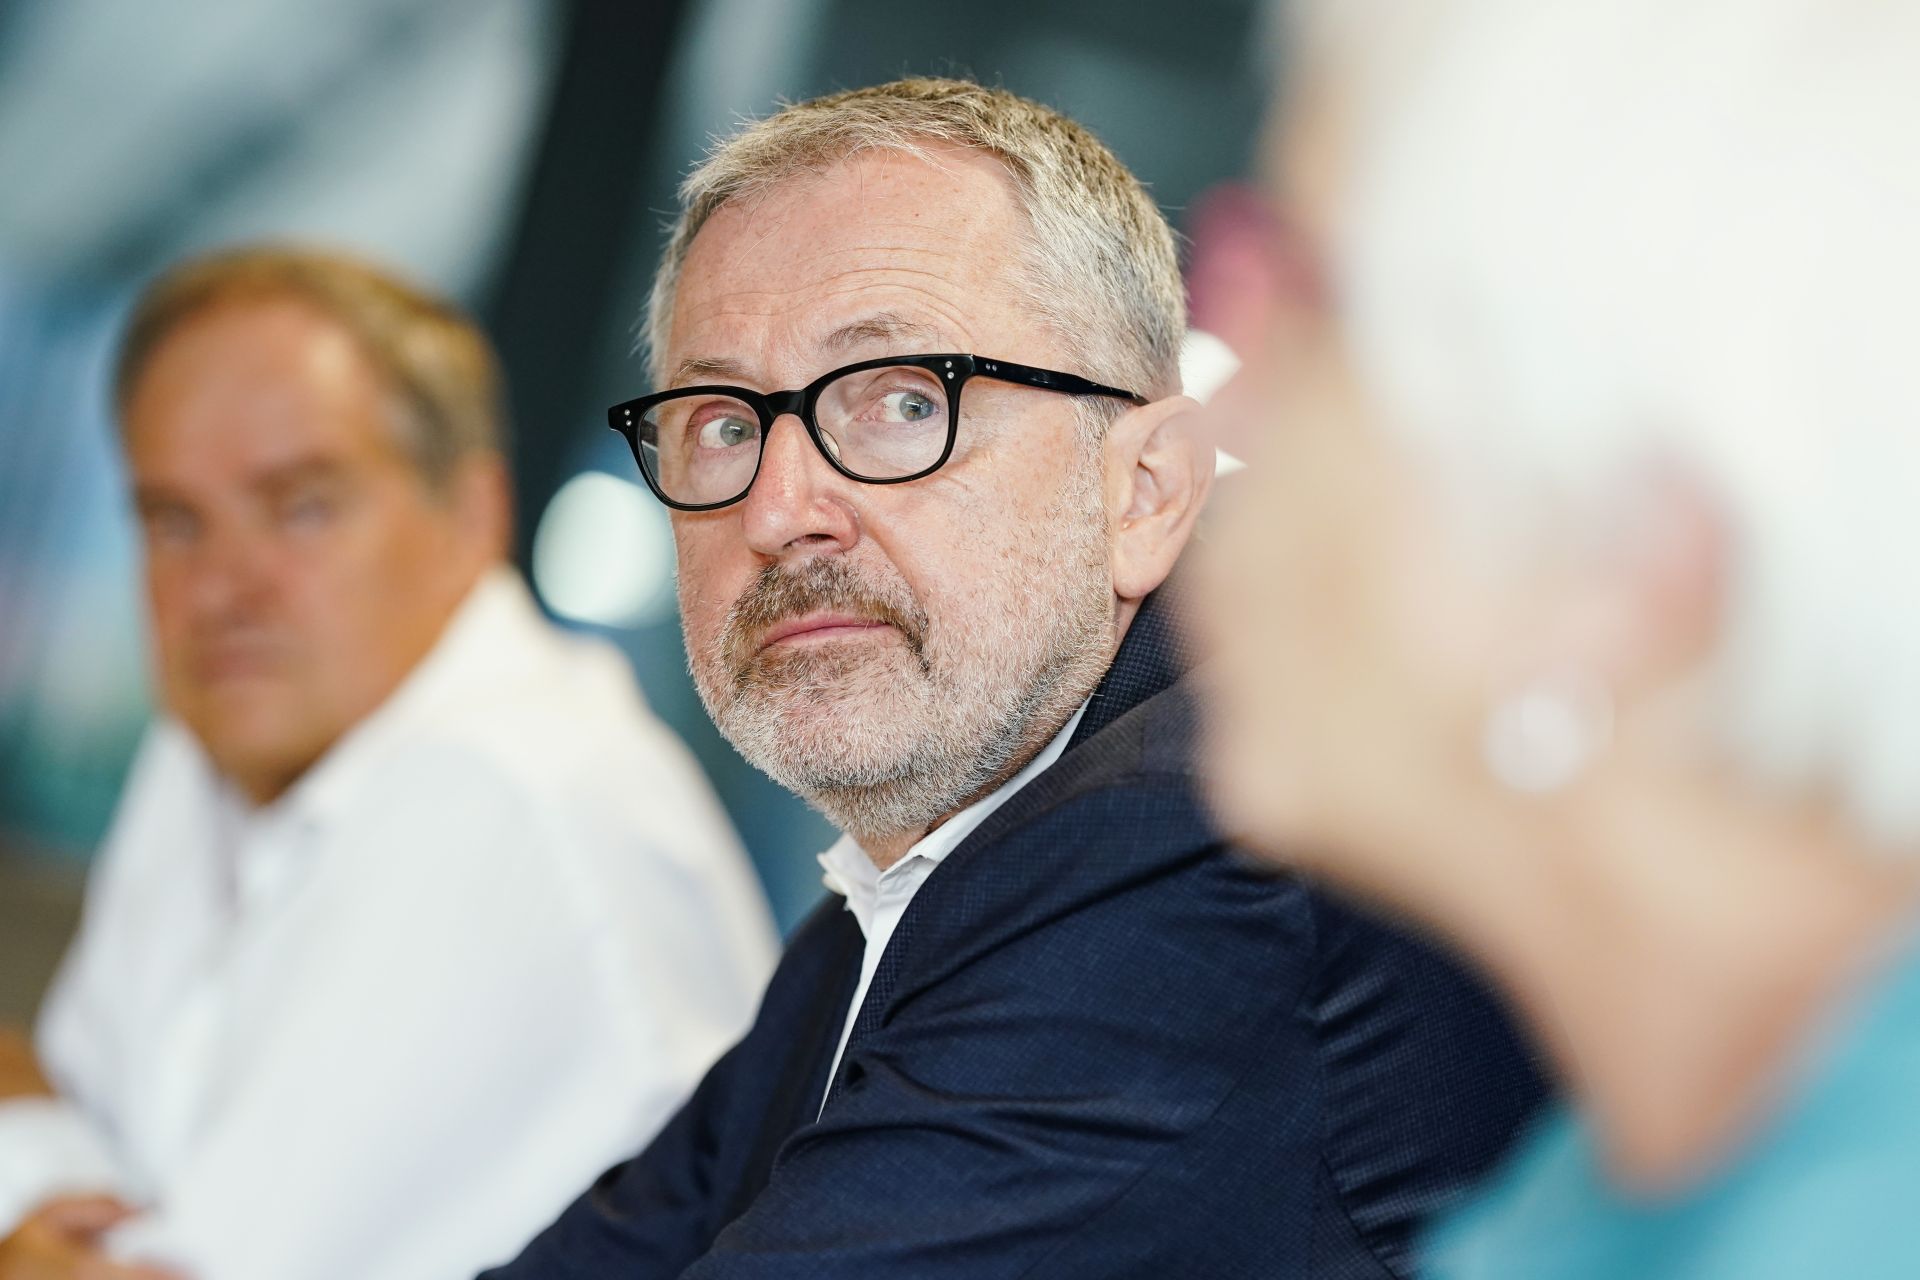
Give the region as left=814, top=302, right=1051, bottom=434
left=688, top=472, right=1114, bottom=848
left=737, top=601, right=1105, bottom=843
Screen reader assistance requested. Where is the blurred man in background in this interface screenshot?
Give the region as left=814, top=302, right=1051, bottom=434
left=0, top=247, right=777, bottom=1280
left=488, top=77, right=1545, bottom=1278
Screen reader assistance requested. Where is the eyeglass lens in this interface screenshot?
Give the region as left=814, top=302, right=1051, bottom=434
left=639, top=363, right=953, bottom=506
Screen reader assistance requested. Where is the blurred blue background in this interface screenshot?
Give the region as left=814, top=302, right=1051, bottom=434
left=0, top=0, right=1270, bottom=956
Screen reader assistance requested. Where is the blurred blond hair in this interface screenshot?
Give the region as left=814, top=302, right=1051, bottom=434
left=117, top=244, right=508, bottom=493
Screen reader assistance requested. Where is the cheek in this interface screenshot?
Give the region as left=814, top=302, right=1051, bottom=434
left=893, top=501, right=1036, bottom=637
left=288, top=533, right=399, bottom=624
left=1204, top=381, right=1359, bottom=661
left=144, top=578, right=198, bottom=696
left=1195, top=370, right=1442, bottom=843
left=670, top=526, right=746, bottom=649
left=1194, top=353, right=1273, bottom=466
left=142, top=560, right=187, bottom=636
left=284, top=508, right=448, bottom=667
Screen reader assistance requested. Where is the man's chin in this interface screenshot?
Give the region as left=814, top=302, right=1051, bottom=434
left=182, top=692, right=319, bottom=774
left=723, top=638, right=914, bottom=713
left=719, top=679, right=936, bottom=782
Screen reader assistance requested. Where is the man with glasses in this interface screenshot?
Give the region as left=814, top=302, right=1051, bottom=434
left=488, top=78, right=1545, bottom=1279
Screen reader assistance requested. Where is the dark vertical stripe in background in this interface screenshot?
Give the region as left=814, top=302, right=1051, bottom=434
left=484, top=0, right=696, bottom=570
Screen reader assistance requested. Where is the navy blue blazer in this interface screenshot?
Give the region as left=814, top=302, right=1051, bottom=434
left=484, top=580, right=1547, bottom=1278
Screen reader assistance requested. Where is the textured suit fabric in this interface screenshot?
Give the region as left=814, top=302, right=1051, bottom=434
left=484, top=579, right=1549, bottom=1278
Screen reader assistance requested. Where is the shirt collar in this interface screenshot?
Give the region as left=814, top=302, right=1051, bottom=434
left=817, top=698, right=1089, bottom=933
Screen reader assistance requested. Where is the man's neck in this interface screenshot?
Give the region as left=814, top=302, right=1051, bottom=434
left=857, top=830, right=920, bottom=874
left=851, top=697, right=1092, bottom=873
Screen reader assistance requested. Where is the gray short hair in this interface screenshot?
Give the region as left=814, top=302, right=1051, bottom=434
left=116, top=245, right=508, bottom=493
left=645, top=77, right=1186, bottom=413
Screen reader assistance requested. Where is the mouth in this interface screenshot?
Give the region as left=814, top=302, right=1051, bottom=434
left=755, top=612, right=897, bottom=654
left=191, top=641, right=286, bottom=684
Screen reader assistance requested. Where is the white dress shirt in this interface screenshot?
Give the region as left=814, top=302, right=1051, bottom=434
left=815, top=702, right=1088, bottom=1111
left=0, top=568, right=778, bottom=1279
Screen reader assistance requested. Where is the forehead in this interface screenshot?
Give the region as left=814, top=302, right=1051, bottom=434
left=124, top=298, right=400, bottom=475
left=666, top=146, right=1057, bottom=384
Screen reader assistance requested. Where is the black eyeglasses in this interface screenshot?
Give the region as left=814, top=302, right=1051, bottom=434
left=607, top=353, right=1146, bottom=512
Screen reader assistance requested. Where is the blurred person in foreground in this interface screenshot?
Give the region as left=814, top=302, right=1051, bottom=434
left=0, top=247, right=777, bottom=1280
left=486, top=77, right=1546, bottom=1279
left=1195, top=1, right=1920, bottom=1276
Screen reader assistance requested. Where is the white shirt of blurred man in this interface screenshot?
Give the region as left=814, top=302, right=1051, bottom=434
left=0, top=249, right=777, bottom=1280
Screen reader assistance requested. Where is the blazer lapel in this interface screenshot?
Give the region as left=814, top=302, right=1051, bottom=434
left=733, top=906, right=864, bottom=1216
left=820, top=573, right=1200, bottom=1111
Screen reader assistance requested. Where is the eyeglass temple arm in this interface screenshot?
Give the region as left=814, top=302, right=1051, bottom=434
left=971, top=356, right=1148, bottom=405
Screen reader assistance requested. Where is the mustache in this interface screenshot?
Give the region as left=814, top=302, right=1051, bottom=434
left=721, top=559, right=928, bottom=677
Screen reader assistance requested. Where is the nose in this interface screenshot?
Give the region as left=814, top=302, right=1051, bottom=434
left=183, top=517, right=275, bottom=624
left=737, top=412, right=860, bottom=560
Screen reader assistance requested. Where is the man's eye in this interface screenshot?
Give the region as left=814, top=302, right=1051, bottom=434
left=696, top=415, right=759, bottom=450
left=878, top=390, right=940, bottom=423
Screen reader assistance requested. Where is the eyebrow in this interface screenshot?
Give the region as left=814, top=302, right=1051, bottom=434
left=669, top=354, right=753, bottom=385
left=132, top=456, right=351, bottom=511
left=253, top=456, right=352, bottom=496
left=820, top=313, right=943, bottom=356
left=666, top=313, right=946, bottom=389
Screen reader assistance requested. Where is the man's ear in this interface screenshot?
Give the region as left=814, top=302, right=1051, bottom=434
left=1105, top=394, right=1212, bottom=604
